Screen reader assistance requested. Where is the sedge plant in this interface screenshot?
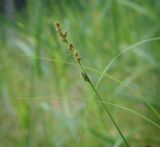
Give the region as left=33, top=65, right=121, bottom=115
left=54, top=22, right=130, bottom=147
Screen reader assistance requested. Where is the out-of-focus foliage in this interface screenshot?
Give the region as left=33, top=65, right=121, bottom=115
left=0, top=0, right=160, bottom=146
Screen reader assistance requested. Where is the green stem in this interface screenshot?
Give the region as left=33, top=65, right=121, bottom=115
left=79, top=63, right=130, bottom=147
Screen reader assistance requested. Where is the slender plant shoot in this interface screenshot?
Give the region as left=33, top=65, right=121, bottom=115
left=54, top=22, right=130, bottom=147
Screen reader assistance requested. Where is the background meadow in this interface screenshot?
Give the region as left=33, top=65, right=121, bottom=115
left=0, top=0, right=160, bottom=146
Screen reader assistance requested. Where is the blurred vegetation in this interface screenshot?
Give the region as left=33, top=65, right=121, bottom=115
left=0, top=0, right=160, bottom=146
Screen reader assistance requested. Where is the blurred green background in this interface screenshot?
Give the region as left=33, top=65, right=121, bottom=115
left=0, top=0, right=160, bottom=146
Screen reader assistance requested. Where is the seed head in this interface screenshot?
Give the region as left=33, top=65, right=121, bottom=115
left=62, top=38, right=68, bottom=43
left=69, top=43, right=73, bottom=51
left=55, top=22, right=61, bottom=32
left=75, top=51, right=81, bottom=62
left=63, top=31, right=67, bottom=38
left=54, top=21, right=81, bottom=62
left=55, top=22, right=60, bottom=27
left=81, top=72, right=89, bottom=82
left=59, top=31, right=68, bottom=43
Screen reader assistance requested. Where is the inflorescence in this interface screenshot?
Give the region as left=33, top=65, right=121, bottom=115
left=55, top=22, right=81, bottom=63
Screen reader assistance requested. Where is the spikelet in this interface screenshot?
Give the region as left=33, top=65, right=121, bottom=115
left=81, top=72, right=89, bottom=82
left=55, top=22, right=81, bottom=62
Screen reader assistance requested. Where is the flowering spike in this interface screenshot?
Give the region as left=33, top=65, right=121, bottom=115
left=69, top=43, right=73, bottom=51
left=54, top=22, right=81, bottom=62
left=75, top=51, right=81, bottom=62
left=63, top=31, right=67, bottom=37
left=81, top=72, right=89, bottom=82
